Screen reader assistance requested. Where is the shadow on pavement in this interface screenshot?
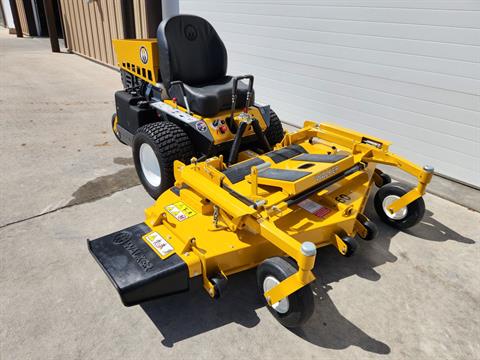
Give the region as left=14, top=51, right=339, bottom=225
left=141, top=269, right=262, bottom=347
left=406, top=209, right=475, bottom=244
left=141, top=195, right=474, bottom=353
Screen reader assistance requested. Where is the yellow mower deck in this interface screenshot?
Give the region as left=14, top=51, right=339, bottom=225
left=137, top=121, right=432, bottom=305
left=89, top=120, right=432, bottom=324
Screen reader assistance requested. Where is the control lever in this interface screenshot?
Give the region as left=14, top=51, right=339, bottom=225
left=228, top=75, right=254, bottom=131
left=170, top=81, right=191, bottom=114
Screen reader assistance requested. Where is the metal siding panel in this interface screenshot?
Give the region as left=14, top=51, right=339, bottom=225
left=113, top=0, right=124, bottom=40
left=81, top=0, right=95, bottom=58
left=181, top=1, right=480, bottom=187
left=15, top=0, right=28, bottom=35
left=185, top=8, right=480, bottom=46
left=60, top=0, right=123, bottom=66
left=93, top=0, right=108, bottom=64
left=98, top=0, right=114, bottom=65
left=133, top=0, right=142, bottom=38
left=88, top=1, right=100, bottom=60
left=60, top=0, right=74, bottom=51
left=73, top=0, right=85, bottom=54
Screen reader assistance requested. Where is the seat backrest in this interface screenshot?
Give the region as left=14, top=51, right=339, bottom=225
left=157, top=15, right=228, bottom=88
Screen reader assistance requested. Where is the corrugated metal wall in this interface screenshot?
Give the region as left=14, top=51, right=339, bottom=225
left=59, top=0, right=125, bottom=66
left=15, top=0, right=29, bottom=35
left=58, top=0, right=151, bottom=66
left=133, top=0, right=148, bottom=39
left=181, top=0, right=480, bottom=187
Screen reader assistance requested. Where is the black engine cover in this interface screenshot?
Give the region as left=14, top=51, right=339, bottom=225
left=115, top=90, right=157, bottom=136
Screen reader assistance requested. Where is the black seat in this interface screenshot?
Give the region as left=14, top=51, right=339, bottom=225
left=157, top=15, right=253, bottom=117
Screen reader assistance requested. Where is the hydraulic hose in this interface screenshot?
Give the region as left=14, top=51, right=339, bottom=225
left=227, top=121, right=248, bottom=165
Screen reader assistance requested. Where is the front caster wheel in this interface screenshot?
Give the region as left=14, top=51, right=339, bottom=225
left=374, top=183, right=425, bottom=230
left=257, top=257, right=314, bottom=328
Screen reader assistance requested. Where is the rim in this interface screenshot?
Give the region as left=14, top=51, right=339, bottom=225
left=263, top=275, right=290, bottom=314
left=139, top=143, right=161, bottom=187
left=382, top=195, right=408, bottom=220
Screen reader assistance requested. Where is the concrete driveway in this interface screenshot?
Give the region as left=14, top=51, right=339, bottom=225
left=1, top=31, right=479, bottom=360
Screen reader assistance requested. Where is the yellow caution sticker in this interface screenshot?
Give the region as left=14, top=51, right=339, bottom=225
left=165, top=201, right=196, bottom=222
left=143, top=231, right=175, bottom=259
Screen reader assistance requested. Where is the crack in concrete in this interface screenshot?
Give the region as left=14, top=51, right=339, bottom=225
left=0, top=164, right=140, bottom=229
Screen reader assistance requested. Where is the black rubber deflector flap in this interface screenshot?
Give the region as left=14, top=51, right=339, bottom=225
left=88, top=223, right=189, bottom=306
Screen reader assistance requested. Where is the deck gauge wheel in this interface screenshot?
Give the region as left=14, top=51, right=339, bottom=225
left=257, top=257, right=314, bottom=328
left=357, top=220, right=378, bottom=241
left=211, top=275, right=228, bottom=299
left=378, top=173, right=392, bottom=187
left=374, top=183, right=425, bottom=230
left=341, top=236, right=358, bottom=257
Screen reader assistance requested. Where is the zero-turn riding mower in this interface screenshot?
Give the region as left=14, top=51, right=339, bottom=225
left=110, top=15, right=284, bottom=199
left=89, top=15, right=434, bottom=328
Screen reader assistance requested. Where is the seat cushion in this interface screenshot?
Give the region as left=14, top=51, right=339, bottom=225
left=169, top=76, right=254, bottom=117
left=157, top=15, right=227, bottom=87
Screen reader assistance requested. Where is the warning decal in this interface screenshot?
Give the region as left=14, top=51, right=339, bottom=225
left=297, top=199, right=332, bottom=218
left=165, top=201, right=196, bottom=222
left=143, top=231, right=174, bottom=259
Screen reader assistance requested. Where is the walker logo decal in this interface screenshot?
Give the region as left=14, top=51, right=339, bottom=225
left=315, top=165, right=339, bottom=183
left=112, top=231, right=153, bottom=272
left=139, top=46, right=148, bottom=64
left=143, top=232, right=174, bottom=259
left=195, top=120, right=208, bottom=132
left=165, top=201, right=196, bottom=222
left=184, top=24, right=198, bottom=41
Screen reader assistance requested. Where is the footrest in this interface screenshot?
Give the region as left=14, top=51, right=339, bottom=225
left=88, top=223, right=189, bottom=306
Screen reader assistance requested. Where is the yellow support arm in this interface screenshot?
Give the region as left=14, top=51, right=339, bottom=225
left=358, top=145, right=434, bottom=214
left=245, top=217, right=316, bottom=305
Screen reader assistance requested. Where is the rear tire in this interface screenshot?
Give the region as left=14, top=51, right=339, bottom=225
left=257, top=257, right=314, bottom=328
left=133, top=121, right=194, bottom=199
left=265, top=109, right=285, bottom=147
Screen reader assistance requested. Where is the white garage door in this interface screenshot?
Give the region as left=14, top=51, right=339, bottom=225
left=180, top=1, right=480, bottom=188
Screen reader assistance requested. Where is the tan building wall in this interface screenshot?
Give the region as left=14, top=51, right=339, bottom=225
left=133, top=0, right=147, bottom=39
left=15, top=0, right=30, bottom=35
left=58, top=0, right=156, bottom=67
left=59, top=0, right=125, bottom=66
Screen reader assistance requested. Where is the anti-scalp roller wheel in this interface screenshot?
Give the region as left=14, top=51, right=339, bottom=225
left=374, top=183, right=425, bottom=230
left=257, top=257, right=314, bottom=328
